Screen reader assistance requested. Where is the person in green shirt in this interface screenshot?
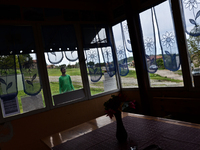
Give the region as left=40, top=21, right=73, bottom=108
left=59, top=67, right=74, bottom=93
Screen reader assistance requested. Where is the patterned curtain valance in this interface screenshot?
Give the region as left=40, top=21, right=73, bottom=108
left=47, top=52, right=64, bottom=64
left=64, top=49, right=79, bottom=62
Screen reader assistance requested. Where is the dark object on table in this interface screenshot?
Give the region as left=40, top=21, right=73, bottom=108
left=143, top=144, right=162, bottom=150
left=114, top=111, right=128, bottom=143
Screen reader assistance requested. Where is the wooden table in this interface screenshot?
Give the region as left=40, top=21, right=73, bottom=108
left=42, top=113, right=200, bottom=150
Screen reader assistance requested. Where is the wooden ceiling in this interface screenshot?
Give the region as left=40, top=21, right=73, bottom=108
left=0, top=0, right=113, bottom=8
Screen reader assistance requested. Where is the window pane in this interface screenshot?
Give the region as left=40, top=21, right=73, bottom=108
left=112, top=20, right=139, bottom=88
left=0, top=25, right=45, bottom=117
left=82, top=25, right=118, bottom=95
left=18, top=53, right=45, bottom=114
left=41, top=25, right=84, bottom=105
left=139, top=2, right=184, bottom=87
left=180, top=0, right=200, bottom=87
left=44, top=53, right=83, bottom=93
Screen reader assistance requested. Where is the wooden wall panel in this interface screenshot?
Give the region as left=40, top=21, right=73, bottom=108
left=152, top=96, right=200, bottom=123
left=0, top=92, right=121, bottom=150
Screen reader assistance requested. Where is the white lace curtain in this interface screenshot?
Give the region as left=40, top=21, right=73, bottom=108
left=140, top=1, right=181, bottom=73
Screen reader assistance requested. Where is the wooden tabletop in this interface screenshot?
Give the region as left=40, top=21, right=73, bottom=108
left=41, top=112, right=200, bottom=149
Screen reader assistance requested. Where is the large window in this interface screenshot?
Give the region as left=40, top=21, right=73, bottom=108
left=82, top=25, right=119, bottom=95
left=139, top=1, right=184, bottom=87
left=112, top=20, right=139, bottom=88
left=0, top=26, right=45, bottom=118
left=41, top=25, right=84, bottom=105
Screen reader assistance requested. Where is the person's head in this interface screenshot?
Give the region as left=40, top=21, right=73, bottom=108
left=60, top=67, right=66, bottom=74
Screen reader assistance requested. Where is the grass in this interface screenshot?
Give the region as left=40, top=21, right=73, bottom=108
left=17, top=90, right=26, bottom=113
left=49, top=81, right=104, bottom=96
left=174, top=70, right=183, bottom=76
left=90, top=81, right=104, bottom=87
left=49, top=82, right=60, bottom=95
left=123, top=70, right=137, bottom=78
left=149, top=73, right=182, bottom=83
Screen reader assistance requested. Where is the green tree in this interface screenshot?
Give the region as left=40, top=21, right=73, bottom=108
left=0, top=54, right=34, bottom=75
left=187, top=27, right=200, bottom=67
left=127, top=56, right=134, bottom=62
left=0, top=55, right=16, bottom=75
left=18, top=54, right=33, bottom=69
left=75, top=62, right=79, bottom=68
left=156, top=58, right=165, bottom=69
left=87, top=61, right=94, bottom=67
left=67, top=64, right=72, bottom=69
